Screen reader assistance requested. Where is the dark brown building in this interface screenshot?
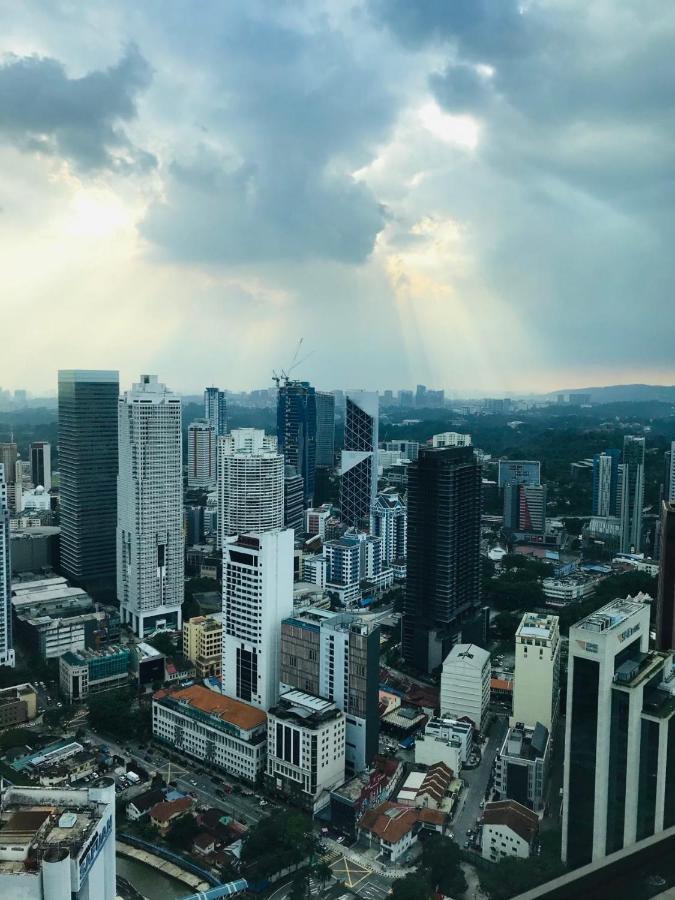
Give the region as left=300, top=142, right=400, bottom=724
left=655, top=501, right=675, bottom=650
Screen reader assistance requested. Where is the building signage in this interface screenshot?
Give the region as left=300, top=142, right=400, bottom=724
left=617, top=623, right=640, bottom=644
left=78, top=814, right=112, bottom=885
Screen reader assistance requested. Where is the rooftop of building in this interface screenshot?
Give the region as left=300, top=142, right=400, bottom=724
left=443, top=643, right=491, bottom=669
left=482, top=799, right=539, bottom=844
left=358, top=802, right=419, bottom=844
left=613, top=651, right=670, bottom=690
left=0, top=783, right=112, bottom=872
left=150, top=795, right=194, bottom=824
left=502, top=723, right=549, bottom=761
left=516, top=612, right=560, bottom=640
left=61, top=645, right=128, bottom=666
left=154, top=684, right=267, bottom=732
left=271, top=690, right=341, bottom=727
left=575, top=595, right=649, bottom=634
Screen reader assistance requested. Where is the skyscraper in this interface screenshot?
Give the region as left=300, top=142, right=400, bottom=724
left=497, top=459, right=540, bottom=488
left=30, top=441, right=52, bottom=491
left=315, top=391, right=335, bottom=467
left=204, top=386, right=227, bottom=436
left=339, top=391, right=378, bottom=529
left=562, top=596, right=675, bottom=867
left=503, top=483, right=547, bottom=535
left=402, top=446, right=482, bottom=674
left=620, top=435, right=645, bottom=553
left=277, top=380, right=317, bottom=505
left=222, top=529, right=294, bottom=710
left=370, top=490, right=407, bottom=564
left=187, top=419, right=217, bottom=489
left=655, top=501, right=675, bottom=651
left=665, top=441, right=675, bottom=503
left=117, top=375, right=183, bottom=637
left=0, top=464, right=14, bottom=668
left=284, top=465, right=304, bottom=540
left=0, top=443, right=19, bottom=514
left=592, top=449, right=621, bottom=517
left=58, top=370, right=119, bottom=596
left=218, top=429, right=284, bottom=546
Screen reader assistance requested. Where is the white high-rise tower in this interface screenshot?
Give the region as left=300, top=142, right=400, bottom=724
left=222, top=529, right=294, bottom=710
left=117, top=375, right=183, bottom=637
left=0, top=464, right=15, bottom=667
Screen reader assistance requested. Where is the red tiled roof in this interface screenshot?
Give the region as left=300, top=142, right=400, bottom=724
left=358, top=802, right=418, bottom=844
left=483, top=800, right=539, bottom=844
left=150, top=796, right=194, bottom=824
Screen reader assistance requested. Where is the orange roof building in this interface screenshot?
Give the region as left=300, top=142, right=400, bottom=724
left=150, top=796, right=195, bottom=833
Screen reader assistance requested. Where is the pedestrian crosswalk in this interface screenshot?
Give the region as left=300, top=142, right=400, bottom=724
left=321, top=848, right=342, bottom=865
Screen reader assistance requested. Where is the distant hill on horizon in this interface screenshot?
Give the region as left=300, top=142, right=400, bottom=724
left=550, top=384, right=675, bottom=404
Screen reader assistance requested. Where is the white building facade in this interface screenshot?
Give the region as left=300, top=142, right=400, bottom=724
left=415, top=717, right=473, bottom=773
left=117, top=375, right=184, bottom=637
left=218, top=429, right=284, bottom=547
left=511, top=612, right=561, bottom=732
left=432, top=432, right=472, bottom=448
left=0, top=464, right=14, bottom=667
left=187, top=419, right=217, bottom=489
left=222, top=530, right=294, bottom=710
left=370, top=491, right=407, bottom=564
left=440, top=643, right=490, bottom=729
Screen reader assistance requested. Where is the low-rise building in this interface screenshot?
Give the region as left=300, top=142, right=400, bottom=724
left=131, top=642, right=166, bottom=687
left=494, top=723, right=550, bottom=813
left=414, top=717, right=472, bottom=773
left=182, top=614, right=222, bottom=678
left=0, top=781, right=116, bottom=899
left=0, top=683, right=38, bottom=728
left=16, top=611, right=107, bottom=660
left=330, top=756, right=404, bottom=837
left=542, top=574, right=597, bottom=605
left=481, top=799, right=539, bottom=862
left=396, top=762, right=455, bottom=812
left=150, top=795, right=195, bottom=835
left=153, top=684, right=267, bottom=783
left=357, top=802, right=419, bottom=862
left=59, top=647, right=130, bottom=702
left=10, top=577, right=93, bottom=618
left=490, top=675, right=514, bottom=709
left=126, top=788, right=166, bottom=821
left=266, top=690, right=346, bottom=813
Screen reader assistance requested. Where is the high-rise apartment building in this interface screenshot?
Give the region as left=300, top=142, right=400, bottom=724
left=503, top=484, right=547, bottom=535
left=316, top=391, right=335, bottom=468
left=280, top=608, right=380, bottom=773
left=592, top=449, right=621, bottom=517
left=339, top=391, right=378, bottom=529
left=187, top=419, right=217, bottom=489
left=204, top=386, right=227, bottom=436
left=284, top=465, right=304, bottom=540
left=562, top=596, right=675, bottom=867
left=0, top=464, right=14, bottom=667
left=58, top=370, right=119, bottom=596
left=403, top=446, right=482, bottom=673
left=497, top=460, right=540, bottom=488
left=620, top=435, right=645, bottom=553
left=511, top=612, right=560, bottom=732
left=218, top=429, right=284, bottom=546
left=370, top=490, right=407, bottom=564
left=655, top=501, right=675, bottom=651
left=117, top=375, right=183, bottom=637
left=30, top=441, right=52, bottom=492
left=277, top=380, right=317, bottom=505
left=221, top=529, right=294, bottom=710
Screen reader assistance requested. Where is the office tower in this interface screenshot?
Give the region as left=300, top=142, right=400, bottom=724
left=218, top=429, right=284, bottom=546
left=655, top=501, right=675, bottom=651
left=592, top=449, right=622, bottom=517
left=440, top=643, right=490, bottom=728
left=0, top=464, right=14, bottom=667
left=339, top=391, right=378, bottom=529
left=497, top=460, right=540, bottom=488
left=280, top=608, right=380, bottom=773
left=620, top=435, right=646, bottom=553
left=562, top=597, right=675, bottom=867
left=284, top=465, right=304, bottom=540
left=277, top=380, right=317, bottom=505
left=415, top=384, right=427, bottom=407
left=370, top=490, right=406, bottom=564
left=665, top=441, right=675, bottom=503
left=402, top=446, right=482, bottom=673
left=511, top=613, right=561, bottom=732
left=204, top=385, right=227, bottom=436
left=184, top=505, right=205, bottom=547
left=503, top=483, right=547, bottom=535
left=117, top=375, right=183, bottom=637
left=432, top=432, right=472, bottom=448
left=0, top=444, right=17, bottom=484
left=0, top=781, right=116, bottom=898
left=315, top=391, right=335, bottom=467
left=384, top=440, right=420, bottom=462
left=221, top=529, right=293, bottom=710
left=398, top=389, right=413, bottom=407
left=58, top=370, right=119, bottom=596
left=187, top=419, right=217, bottom=489
left=382, top=390, right=394, bottom=407
left=30, top=441, right=51, bottom=491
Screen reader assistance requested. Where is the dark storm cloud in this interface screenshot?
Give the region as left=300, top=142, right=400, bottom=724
left=141, top=8, right=395, bottom=264
left=0, top=44, right=154, bottom=172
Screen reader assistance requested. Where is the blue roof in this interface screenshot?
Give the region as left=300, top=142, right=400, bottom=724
left=284, top=617, right=320, bottom=633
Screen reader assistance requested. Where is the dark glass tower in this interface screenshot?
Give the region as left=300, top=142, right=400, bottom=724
left=402, top=446, right=482, bottom=674
left=339, top=391, right=378, bottom=529
left=277, top=380, right=316, bottom=506
left=656, top=501, right=675, bottom=651
left=58, top=370, right=119, bottom=597
left=315, top=391, right=335, bottom=468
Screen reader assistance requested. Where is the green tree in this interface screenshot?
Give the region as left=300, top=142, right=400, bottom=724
left=88, top=690, right=151, bottom=741
left=241, top=811, right=315, bottom=882
left=493, top=611, right=521, bottom=642
left=419, top=835, right=467, bottom=897
left=289, top=869, right=309, bottom=900
left=166, top=813, right=200, bottom=850
left=312, top=859, right=332, bottom=887
left=390, top=872, right=434, bottom=900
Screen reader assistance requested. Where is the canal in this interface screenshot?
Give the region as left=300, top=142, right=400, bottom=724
left=117, top=854, right=188, bottom=900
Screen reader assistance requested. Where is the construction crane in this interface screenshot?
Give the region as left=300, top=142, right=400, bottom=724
left=272, top=337, right=313, bottom=387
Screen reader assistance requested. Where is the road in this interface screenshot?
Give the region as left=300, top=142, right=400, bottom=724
left=452, top=716, right=508, bottom=847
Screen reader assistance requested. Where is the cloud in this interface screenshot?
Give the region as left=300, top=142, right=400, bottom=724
left=0, top=44, right=154, bottom=173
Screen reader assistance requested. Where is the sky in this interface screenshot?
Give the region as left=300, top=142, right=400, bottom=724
left=1, top=0, right=673, bottom=397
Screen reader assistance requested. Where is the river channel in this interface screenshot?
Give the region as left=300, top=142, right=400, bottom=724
left=116, top=854, right=189, bottom=900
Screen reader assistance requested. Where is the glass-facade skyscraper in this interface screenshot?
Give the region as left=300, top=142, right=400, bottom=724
left=58, top=369, right=119, bottom=597
left=339, top=391, right=378, bottom=529
left=277, top=380, right=317, bottom=506
left=402, top=446, right=482, bottom=674
left=315, top=391, right=335, bottom=468
left=0, top=463, right=14, bottom=668
left=620, top=435, right=645, bottom=553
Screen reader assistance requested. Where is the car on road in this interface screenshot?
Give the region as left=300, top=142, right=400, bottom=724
left=464, top=840, right=470, bottom=849
left=259, top=799, right=268, bottom=807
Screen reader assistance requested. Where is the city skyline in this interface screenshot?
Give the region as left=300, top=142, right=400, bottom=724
left=2, top=2, right=674, bottom=394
